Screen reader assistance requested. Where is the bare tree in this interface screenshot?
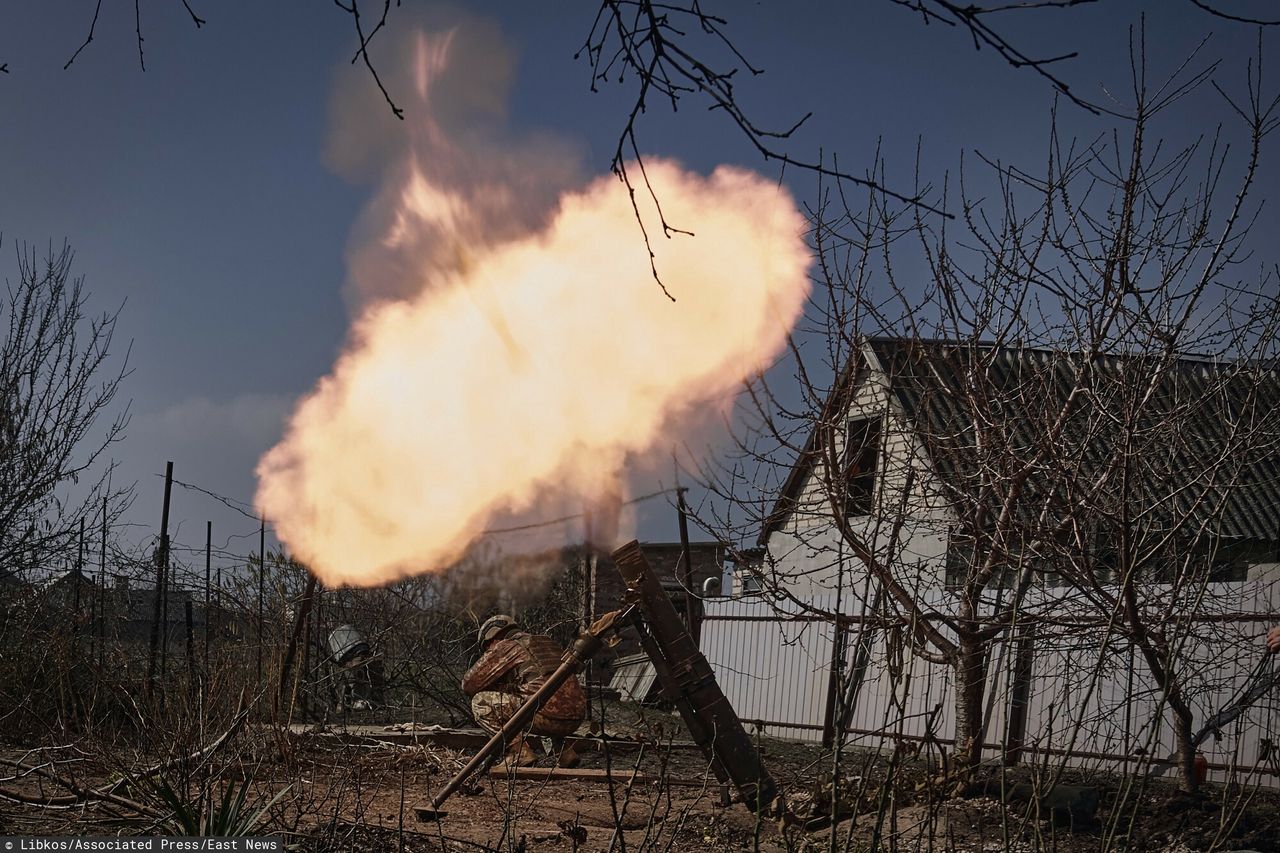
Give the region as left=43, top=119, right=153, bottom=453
left=694, top=35, right=1280, bottom=798
left=0, top=242, right=130, bottom=580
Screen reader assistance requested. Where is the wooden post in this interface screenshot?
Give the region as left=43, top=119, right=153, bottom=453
left=146, top=461, right=174, bottom=694
left=73, top=517, right=84, bottom=641
left=676, top=487, right=702, bottom=646
left=99, top=496, right=107, bottom=670
left=277, top=574, right=318, bottom=723
left=1003, top=622, right=1035, bottom=766
left=582, top=507, right=595, bottom=627
left=822, top=618, right=848, bottom=749
left=257, top=517, right=265, bottom=684
left=185, top=599, right=196, bottom=698
left=837, top=587, right=884, bottom=734
left=160, top=463, right=173, bottom=678
left=204, top=521, right=212, bottom=662
left=1123, top=644, right=1135, bottom=775
left=302, top=578, right=316, bottom=718
left=72, top=518, right=84, bottom=689
left=580, top=507, right=597, bottom=689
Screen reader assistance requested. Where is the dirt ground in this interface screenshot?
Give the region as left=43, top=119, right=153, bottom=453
left=4, top=704, right=1280, bottom=852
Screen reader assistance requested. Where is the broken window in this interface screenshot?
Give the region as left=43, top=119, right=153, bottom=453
left=843, top=417, right=881, bottom=517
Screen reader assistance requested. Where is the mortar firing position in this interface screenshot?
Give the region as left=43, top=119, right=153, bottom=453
left=462, top=614, right=586, bottom=769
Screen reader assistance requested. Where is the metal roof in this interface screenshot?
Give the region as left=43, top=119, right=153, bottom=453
left=762, top=337, right=1280, bottom=543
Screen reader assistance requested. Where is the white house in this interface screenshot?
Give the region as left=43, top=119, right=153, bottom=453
left=703, top=337, right=1280, bottom=781
left=754, top=337, right=1280, bottom=595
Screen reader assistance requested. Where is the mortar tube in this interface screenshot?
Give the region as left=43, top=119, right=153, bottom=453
left=422, top=607, right=632, bottom=816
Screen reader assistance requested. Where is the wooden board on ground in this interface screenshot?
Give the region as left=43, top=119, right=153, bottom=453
left=487, top=765, right=710, bottom=787
left=285, top=722, right=699, bottom=753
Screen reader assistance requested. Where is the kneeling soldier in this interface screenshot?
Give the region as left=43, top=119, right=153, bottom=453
left=463, top=614, right=586, bottom=769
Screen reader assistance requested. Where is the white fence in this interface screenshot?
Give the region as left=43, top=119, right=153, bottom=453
left=701, top=583, right=1280, bottom=785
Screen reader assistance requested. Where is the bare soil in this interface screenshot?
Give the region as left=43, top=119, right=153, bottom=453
left=3, top=704, right=1279, bottom=852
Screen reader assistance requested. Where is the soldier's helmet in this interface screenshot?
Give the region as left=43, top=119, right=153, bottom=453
left=478, top=614, right=517, bottom=646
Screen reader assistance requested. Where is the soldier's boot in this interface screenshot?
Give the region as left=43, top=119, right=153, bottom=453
left=553, top=737, right=580, bottom=769
left=494, top=739, right=537, bottom=772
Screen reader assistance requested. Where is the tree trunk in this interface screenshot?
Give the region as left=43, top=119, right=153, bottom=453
left=1171, top=704, right=1198, bottom=794
left=952, top=635, right=988, bottom=775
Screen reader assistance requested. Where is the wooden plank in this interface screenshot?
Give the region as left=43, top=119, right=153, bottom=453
left=285, top=723, right=701, bottom=753
left=487, top=766, right=708, bottom=787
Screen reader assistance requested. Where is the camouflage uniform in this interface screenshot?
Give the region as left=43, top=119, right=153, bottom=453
left=462, top=631, right=586, bottom=737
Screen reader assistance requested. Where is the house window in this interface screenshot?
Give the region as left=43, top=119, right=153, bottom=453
left=944, top=545, right=969, bottom=590
left=726, top=552, right=766, bottom=595
left=1119, top=536, right=1257, bottom=584
left=843, top=417, right=881, bottom=517
left=1209, top=556, right=1248, bottom=583
left=1206, top=538, right=1257, bottom=583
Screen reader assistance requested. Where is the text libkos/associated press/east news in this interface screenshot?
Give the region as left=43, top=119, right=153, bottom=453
left=2, top=839, right=281, bottom=852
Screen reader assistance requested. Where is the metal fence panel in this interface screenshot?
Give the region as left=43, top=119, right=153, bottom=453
left=701, top=581, right=1280, bottom=787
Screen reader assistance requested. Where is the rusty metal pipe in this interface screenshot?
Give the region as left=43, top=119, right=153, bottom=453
left=416, top=606, right=632, bottom=821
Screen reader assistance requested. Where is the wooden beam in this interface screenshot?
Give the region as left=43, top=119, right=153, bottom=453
left=487, top=766, right=706, bottom=787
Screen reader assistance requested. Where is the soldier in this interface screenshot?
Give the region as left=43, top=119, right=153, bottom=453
left=328, top=624, right=385, bottom=712
left=463, top=614, right=586, bottom=769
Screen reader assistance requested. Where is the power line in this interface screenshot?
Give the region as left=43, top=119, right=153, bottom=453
left=154, top=468, right=682, bottom=544
left=157, top=473, right=260, bottom=521
left=480, top=487, right=679, bottom=535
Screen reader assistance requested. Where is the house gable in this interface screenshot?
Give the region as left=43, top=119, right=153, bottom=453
left=758, top=337, right=1280, bottom=595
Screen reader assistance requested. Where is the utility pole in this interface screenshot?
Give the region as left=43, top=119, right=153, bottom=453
left=184, top=599, right=196, bottom=698
left=159, top=462, right=173, bottom=679
left=99, top=496, right=107, bottom=669
left=302, top=577, right=317, bottom=718
left=582, top=507, right=595, bottom=626
left=146, top=461, right=174, bottom=695
left=204, top=521, right=212, bottom=662
left=312, top=581, right=324, bottom=708
left=73, top=517, right=84, bottom=652
left=581, top=506, right=597, bottom=688
left=257, top=517, right=265, bottom=684
left=676, top=487, right=701, bottom=646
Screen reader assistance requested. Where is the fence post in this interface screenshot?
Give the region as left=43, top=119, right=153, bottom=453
left=277, top=574, right=318, bottom=724
left=257, top=517, right=265, bottom=684
left=676, top=488, right=702, bottom=645
left=73, top=517, right=84, bottom=646
left=1123, top=644, right=1135, bottom=775
left=185, top=599, right=196, bottom=700
left=838, top=586, right=884, bottom=735
left=1003, top=622, right=1035, bottom=766
left=301, top=579, right=316, bottom=718
left=146, top=461, right=174, bottom=699
left=204, top=521, right=212, bottom=664
left=822, top=616, right=848, bottom=748
left=98, top=496, right=106, bottom=670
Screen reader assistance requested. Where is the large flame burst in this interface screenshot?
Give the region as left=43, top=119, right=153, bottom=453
left=255, top=28, right=811, bottom=587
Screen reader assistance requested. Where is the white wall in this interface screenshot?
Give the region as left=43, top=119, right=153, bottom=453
left=761, top=347, right=953, bottom=598
left=1249, top=561, right=1280, bottom=583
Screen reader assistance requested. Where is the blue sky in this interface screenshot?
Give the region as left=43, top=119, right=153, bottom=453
left=0, top=2, right=1274, bottom=580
